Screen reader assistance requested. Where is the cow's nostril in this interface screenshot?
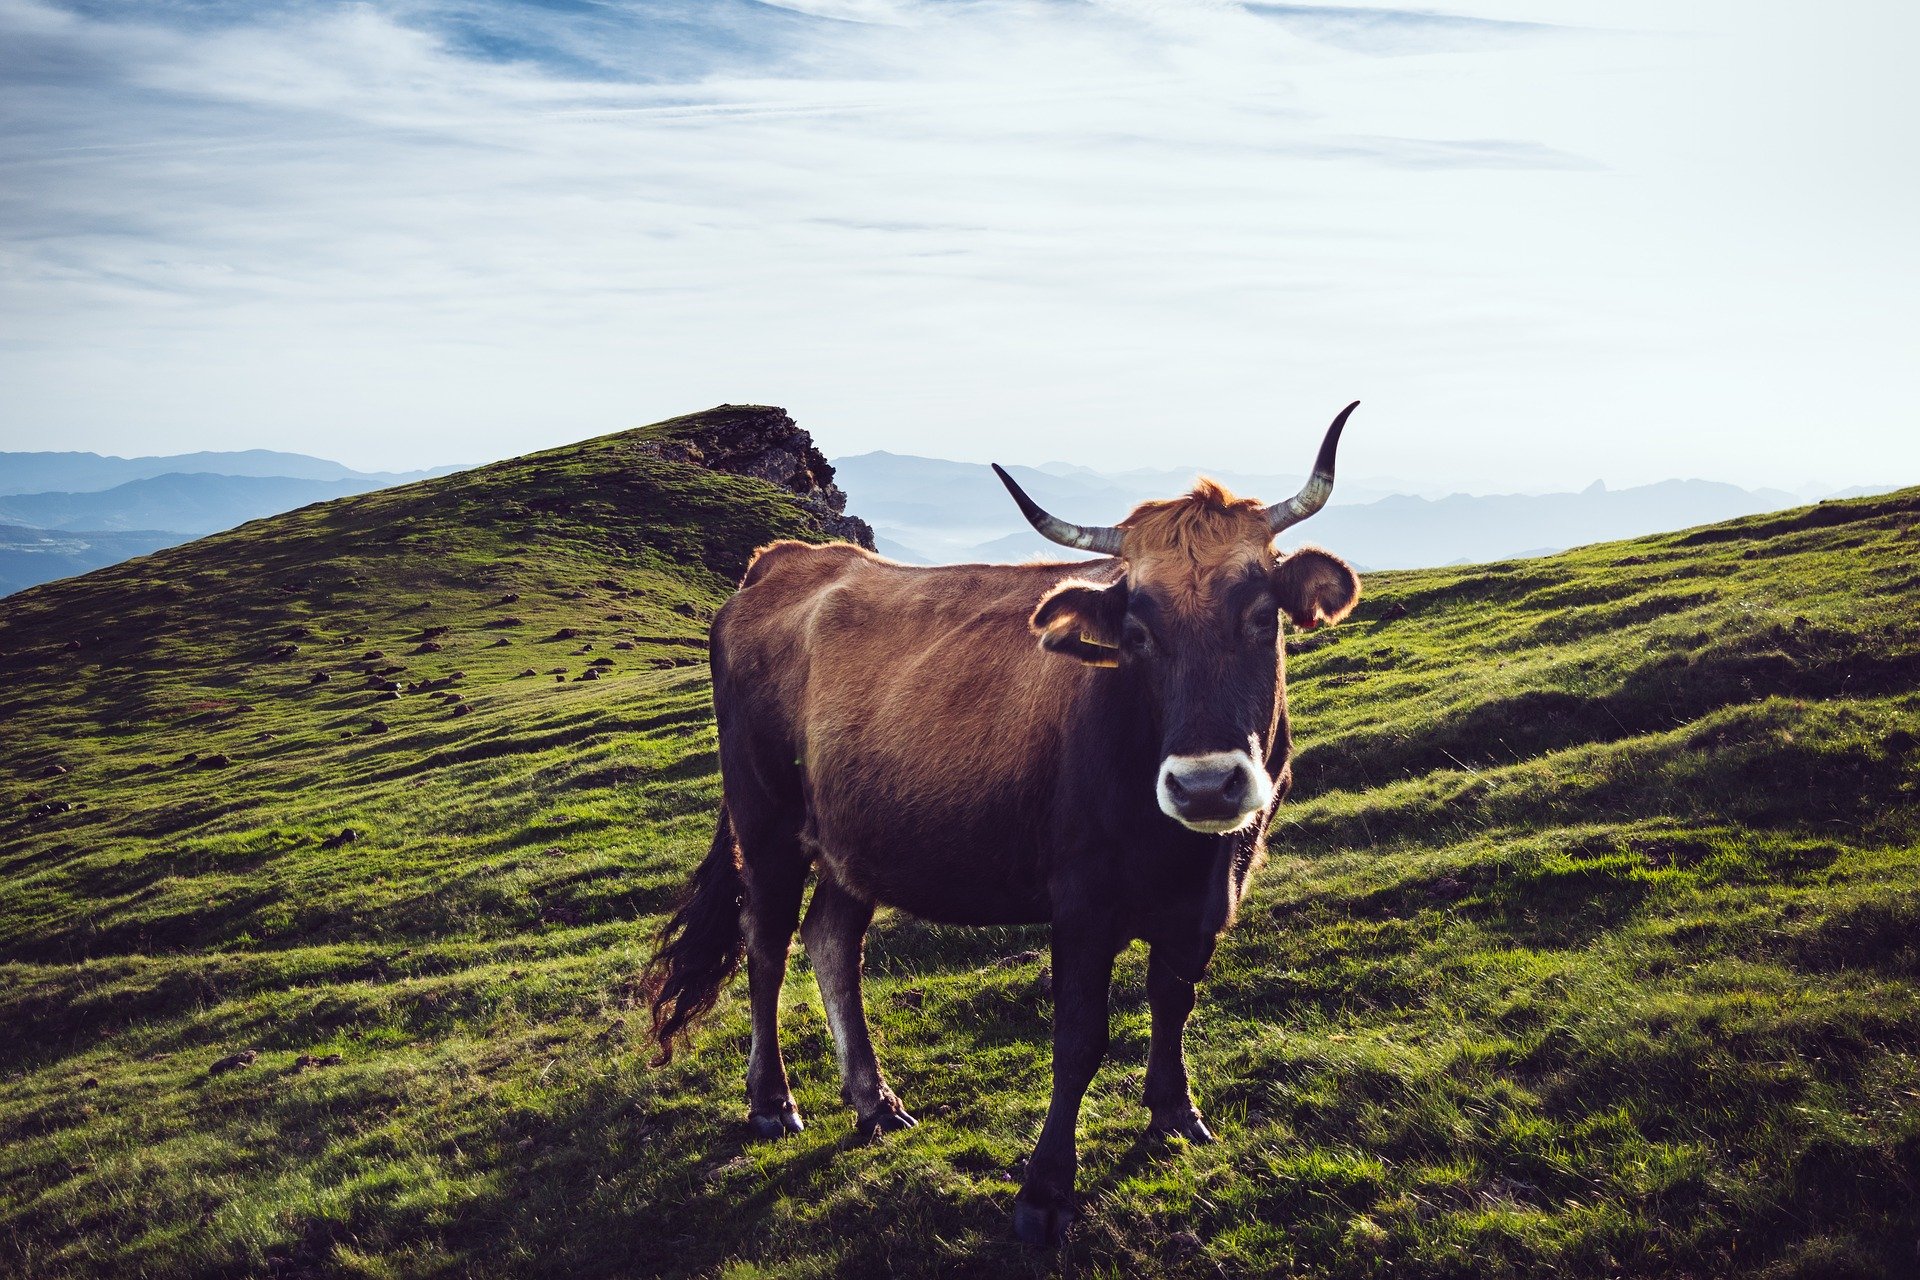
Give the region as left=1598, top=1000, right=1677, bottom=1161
left=1164, top=772, right=1190, bottom=800
left=1220, top=770, right=1244, bottom=803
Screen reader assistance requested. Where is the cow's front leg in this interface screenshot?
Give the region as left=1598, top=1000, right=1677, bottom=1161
left=1013, top=921, right=1117, bottom=1248
left=1143, top=945, right=1215, bottom=1143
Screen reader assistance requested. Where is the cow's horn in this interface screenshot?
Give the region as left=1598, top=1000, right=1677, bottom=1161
left=1267, top=401, right=1358, bottom=535
left=991, top=464, right=1125, bottom=556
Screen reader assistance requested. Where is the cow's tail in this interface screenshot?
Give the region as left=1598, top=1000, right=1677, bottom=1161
left=641, top=798, right=746, bottom=1065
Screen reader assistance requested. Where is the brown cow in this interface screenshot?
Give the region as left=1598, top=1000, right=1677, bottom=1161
left=644, top=404, right=1362, bottom=1246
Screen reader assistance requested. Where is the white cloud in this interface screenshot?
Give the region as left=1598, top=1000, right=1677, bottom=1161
left=0, top=0, right=1914, bottom=493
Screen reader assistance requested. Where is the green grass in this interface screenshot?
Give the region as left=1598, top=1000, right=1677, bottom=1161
left=3, top=419, right=1918, bottom=1278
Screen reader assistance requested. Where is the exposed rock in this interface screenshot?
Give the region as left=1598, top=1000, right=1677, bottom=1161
left=362, top=650, right=385, bottom=660
left=553, top=627, right=581, bottom=640
left=208, top=1049, right=258, bottom=1076
left=38, top=763, right=69, bottom=778
left=412, top=641, right=445, bottom=654
left=490, top=637, right=512, bottom=647
left=418, top=625, right=451, bottom=639
left=612, top=640, right=635, bottom=651
left=1379, top=602, right=1409, bottom=621
left=363, top=719, right=389, bottom=734
left=590, top=657, right=615, bottom=667
left=321, top=828, right=360, bottom=848
left=486, top=617, right=524, bottom=628
left=198, top=753, right=232, bottom=769
left=497, top=592, right=521, bottom=604
left=452, top=703, right=472, bottom=717
left=518, top=668, right=537, bottom=677
left=309, top=671, right=333, bottom=684
left=639, top=405, right=874, bottom=548
left=293, top=1053, right=344, bottom=1069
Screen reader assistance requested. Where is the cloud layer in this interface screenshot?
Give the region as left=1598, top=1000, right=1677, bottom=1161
left=2, top=0, right=1915, bottom=490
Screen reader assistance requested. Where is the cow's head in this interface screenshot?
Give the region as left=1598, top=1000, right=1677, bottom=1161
left=994, top=404, right=1361, bottom=835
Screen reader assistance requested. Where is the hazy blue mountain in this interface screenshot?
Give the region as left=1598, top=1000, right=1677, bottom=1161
left=0, top=449, right=457, bottom=495
left=0, top=473, right=409, bottom=536
left=0, top=453, right=469, bottom=594
left=831, top=451, right=1893, bottom=569
left=1283, top=480, right=1811, bottom=569
left=0, top=523, right=183, bottom=596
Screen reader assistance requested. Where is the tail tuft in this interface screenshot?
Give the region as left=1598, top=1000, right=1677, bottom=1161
left=640, top=800, right=747, bottom=1064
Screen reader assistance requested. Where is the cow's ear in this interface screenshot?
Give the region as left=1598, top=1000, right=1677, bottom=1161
left=1031, top=577, right=1130, bottom=666
left=1271, top=547, right=1359, bottom=631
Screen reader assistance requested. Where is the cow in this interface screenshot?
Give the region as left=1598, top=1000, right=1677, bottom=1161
left=643, top=403, right=1362, bottom=1246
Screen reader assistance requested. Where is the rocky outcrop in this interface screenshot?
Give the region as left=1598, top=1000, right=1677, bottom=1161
left=642, top=405, right=874, bottom=549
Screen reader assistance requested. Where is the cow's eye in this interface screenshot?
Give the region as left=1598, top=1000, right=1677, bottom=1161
left=1244, top=609, right=1279, bottom=644
left=1122, top=621, right=1153, bottom=654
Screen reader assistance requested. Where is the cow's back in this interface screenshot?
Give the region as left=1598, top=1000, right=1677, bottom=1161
left=712, top=540, right=1114, bottom=922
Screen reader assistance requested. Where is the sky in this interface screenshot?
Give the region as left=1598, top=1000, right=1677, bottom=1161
left=1, top=0, right=1915, bottom=492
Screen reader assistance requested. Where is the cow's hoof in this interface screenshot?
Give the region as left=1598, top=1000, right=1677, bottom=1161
left=746, top=1103, right=804, bottom=1140
left=1012, top=1199, right=1075, bottom=1248
left=1148, top=1114, right=1216, bottom=1144
left=857, top=1103, right=918, bottom=1140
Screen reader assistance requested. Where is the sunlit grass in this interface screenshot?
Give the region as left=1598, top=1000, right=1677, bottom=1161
left=3, top=434, right=1917, bottom=1278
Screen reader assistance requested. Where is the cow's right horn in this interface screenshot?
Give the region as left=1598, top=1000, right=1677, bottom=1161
left=1266, top=401, right=1358, bottom=535
left=991, top=464, right=1125, bottom=556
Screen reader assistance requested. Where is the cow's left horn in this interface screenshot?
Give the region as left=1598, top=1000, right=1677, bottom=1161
left=991, top=464, right=1125, bottom=555
left=1267, top=401, right=1358, bottom=535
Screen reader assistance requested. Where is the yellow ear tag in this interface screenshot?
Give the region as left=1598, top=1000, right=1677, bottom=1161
left=1080, top=630, right=1120, bottom=667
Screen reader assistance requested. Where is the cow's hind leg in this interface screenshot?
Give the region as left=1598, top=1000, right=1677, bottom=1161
left=737, top=810, right=810, bottom=1139
left=1143, top=945, right=1215, bottom=1143
left=800, top=876, right=915, bottom=1137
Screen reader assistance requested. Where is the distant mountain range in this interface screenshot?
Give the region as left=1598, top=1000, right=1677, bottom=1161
left=0, top=451, right=463, bottom=595
left=830, top=450, right=1898, bottom=569
left=0, top=443, right=1900, bottom=596
left=0, top=449, right=454, bottom=495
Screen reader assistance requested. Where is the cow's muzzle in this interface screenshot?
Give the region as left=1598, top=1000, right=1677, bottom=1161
left=1156, top=749, right=1272, bottom=834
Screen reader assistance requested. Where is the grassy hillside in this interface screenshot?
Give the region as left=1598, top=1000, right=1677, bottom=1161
left=3, top=416, right=1917, bottom=1278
